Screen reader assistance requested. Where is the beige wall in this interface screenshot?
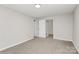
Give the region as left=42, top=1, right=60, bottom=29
left=53, top=14, right=73, bottom=41
left=73, top=5, right=79, bottom=53
left=0, top=6, right=34, bottom=51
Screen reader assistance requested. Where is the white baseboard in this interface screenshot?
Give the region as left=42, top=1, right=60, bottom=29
left=54, top=37, right=79, bottom=53
left=53, top=38, right=73, bottom=42
left=0, top=36, right=34, bottom=51
left=72, top=41, right=79, bottom=53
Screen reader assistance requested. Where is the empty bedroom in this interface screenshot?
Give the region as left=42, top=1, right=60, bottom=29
left=0, top=4, right=79, bottom=54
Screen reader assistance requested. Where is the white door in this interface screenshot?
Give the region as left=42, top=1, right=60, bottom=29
left=39, top=20, right=46, bottom=38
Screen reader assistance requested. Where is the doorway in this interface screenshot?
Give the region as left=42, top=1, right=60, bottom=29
left=34, top=19, right=53, bottom=38
left=46, top=19, right=53, bottom=38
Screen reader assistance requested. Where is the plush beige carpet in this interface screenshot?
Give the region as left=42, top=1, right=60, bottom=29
left=0, top=36, right=78, bottom=54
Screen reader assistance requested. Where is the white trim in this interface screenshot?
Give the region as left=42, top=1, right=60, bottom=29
left=54, top=38, right=79, bottom=53
left=72, top=40, right=79, bottom=53
left=0, top=36, right=34, bottom=51
left=53, top=38, right=73, bottom=41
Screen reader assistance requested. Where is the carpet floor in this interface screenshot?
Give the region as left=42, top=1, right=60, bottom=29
left=0, top=36, right=78, bottom=54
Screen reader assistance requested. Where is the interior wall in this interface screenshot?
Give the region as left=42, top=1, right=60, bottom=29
left=0, top=6, right=34, bottom=50
left=73, top=5, right=79, bottom=52
left=53, top=14, right=73, bottom=41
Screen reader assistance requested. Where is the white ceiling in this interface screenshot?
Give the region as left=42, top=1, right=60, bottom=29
left=1, top=4, right=76, bottom=18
